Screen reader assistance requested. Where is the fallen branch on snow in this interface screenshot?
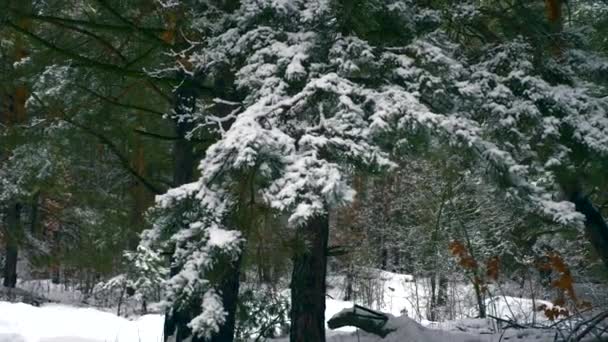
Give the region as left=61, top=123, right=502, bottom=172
left=327, top=305, right=608, bottom=342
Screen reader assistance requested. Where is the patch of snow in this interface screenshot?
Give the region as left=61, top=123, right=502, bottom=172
left=0, top=301, right=163, bottom=342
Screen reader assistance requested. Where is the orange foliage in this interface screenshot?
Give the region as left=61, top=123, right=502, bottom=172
left=538, top=303, right=570, bottom=321
left=449, top=241, right=502, bottom=296
left=535, top=251, right=592, bottom=320
left=161, top=30, right=175, bottom=45
left=486, top=256, right=500, bottom=281
left=546, top=252, right=577, bottom=302
left=448, top=240, right=478, bottom=270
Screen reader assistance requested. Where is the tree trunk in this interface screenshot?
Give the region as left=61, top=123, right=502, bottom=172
left=343, top=263, right=353, bottom=301
left=429, top=275, right=437, bottom=321
left=128, top=119, right=153, bottom=249
left=164, top=73, right=199, bottom=342
left=164, top=255, right=242, bottom=342
left=171, top=75, right=196, bottom=188
left=569, top=191, right=608, bottom=271
left=473, top=281, right=486, bottom=318
left=29, top=191, right=40, bottom=235
left=51, top=264, right=60, bottom=284
left=164, top=296, right=194, bottom=342
left=209, top=255, right=242, bottom=342
left=3, top=246, right=18, bottom=288
left=164, top=72, right=243, bottom=342
left=290, top=214, right=329, bottom=342
left=164, top=65, right=200, bottom=342
left=3, top=203, right=21, bottom=288
left=2, top=2, right=29, bottom=289
left=437, top=275, right=448, bottom=306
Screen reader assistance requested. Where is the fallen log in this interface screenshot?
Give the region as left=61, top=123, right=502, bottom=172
left=0, top=286, right=52, bottom=306
left=327, top=305, right=608, bottom=342
left=327, top=304, right=395, bottom=337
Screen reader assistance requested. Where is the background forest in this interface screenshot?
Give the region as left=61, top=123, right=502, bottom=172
left=1, top=0, right=608, bottom=341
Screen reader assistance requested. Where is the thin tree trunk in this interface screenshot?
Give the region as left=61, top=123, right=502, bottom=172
left=290, top=214, right=329, bottom=342
left=343, top=263, right=353, bottom=301
left=51, top=264, right=60, bottom=284
left=29, top=191, right=40, bottom=235
left=128, top=118, right=153, bottom=249
left=3, top=203, right=21, bottom=288
left=437, top=275, right=448, bottom=306
left=429, top=275, right=437, bottom=321
left=473, top=281, right=486, bottom=318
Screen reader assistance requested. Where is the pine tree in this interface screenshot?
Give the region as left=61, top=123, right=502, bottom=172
left=142, top=1, right=608, bottom=340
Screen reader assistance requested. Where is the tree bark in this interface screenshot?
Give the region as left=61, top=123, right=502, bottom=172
left=3, top=203, right=21, bottom=288
left=164, top=70, right=243, bottom=342
left=473, top=281, right=486, bottom=318
left=171, top=72, right=197, bottom=188
left=569, top=191, right=608, bottom=271
left=290, top=214, right=329, bottom=342
left=209, top=255, right=242, bottom=342
left=437, top=275, right=448, bottom=306
left=164, top=72, right=200, bottom=342
left=2, top=1, right=30, bottom=289
left=429, top=275, right=437, bottom=321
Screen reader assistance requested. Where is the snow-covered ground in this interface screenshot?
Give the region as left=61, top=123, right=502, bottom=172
left=0, top=302, right=163, bottom=342
left=1, top=269, right=603, bottom=341
left=3, top=300, right=598, bottom=342
left=327, top=268, right=557, bottom=325
left=0, top=299, right=359, bottom=342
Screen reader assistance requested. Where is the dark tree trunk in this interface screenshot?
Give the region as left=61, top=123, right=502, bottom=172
left=209, top=255, right=242, bottom=342
left=380, top=248, right=388, bottom=271
left=164, top=72, right=242, bottom=342
left=569, top=191, right=608, bottom=271
left=429, top=275, right=437, bottom=321
left=3, top=203, right=21, bottom=288
left=392, top=248, right=400, bottom=272
left=343, top=264, right=353, bottom=301
left=164, top=297, right=194, bottom=342
left=171, top=77, right=196, bottom=188
left=164, top=255, right=242, bottom=342
left=437, top=275, right=448, bottom=306
left=3, top=246, right=18, bottom=288
left=164, top=74, right=199, bottom=342
left=473, top=281, right=486, bottom=318
left=51, top=265, right=60, bottom=284
left=290, top=214, right=329, bottom=342
left=172, top=120, right=195, bottom=188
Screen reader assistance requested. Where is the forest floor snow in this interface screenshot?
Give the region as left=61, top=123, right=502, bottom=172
left=2, top=300, right=602, bottom=342
left=2, top=268, right=605, bottom=341
left=0, top=301, right=163, bottom=342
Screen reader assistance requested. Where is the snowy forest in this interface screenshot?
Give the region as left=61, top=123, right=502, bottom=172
left=1, top=0, right=608, bottom=341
